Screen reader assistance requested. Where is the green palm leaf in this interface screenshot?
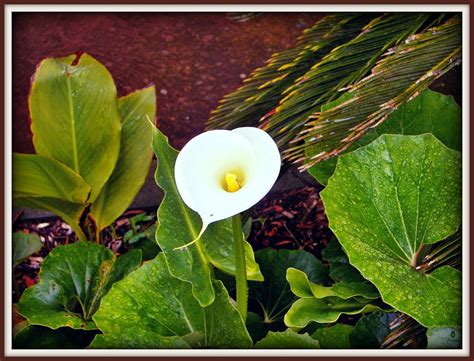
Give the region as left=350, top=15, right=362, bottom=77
left=291, top=15, right=461, bottom=170
left=206, top=14, right=374, bottom=131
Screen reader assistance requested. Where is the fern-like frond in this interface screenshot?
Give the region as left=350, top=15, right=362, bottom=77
left=289, top=15, right=461, bottom=169
left=206, top=14, right=375, bottom=130
left=263, top=13, right=431, bottom=150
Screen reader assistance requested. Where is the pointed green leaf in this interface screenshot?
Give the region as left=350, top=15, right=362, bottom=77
left=311, top=324, right=354, bottom=349
left=29, top=53, right=121, bottom=202
left=151, top=127, right=262, bottom=307
left=320, top=134, right=462, bottom=327
left=13, top=232, right=43, bottom=268
left=13, top=153, right=90, bottom=203
left=285, top=297, right=383, bottom=327
left=91, top=86, right=156, bottom=230
left=255, top=329, right=320, bottom=349
left=17, top=242, right=141, bottom=330
left=310, top=89, right=462, bottom=185
left=287, top=268, right=379, bottom=300
left=91, top=254, right=252, bottom=349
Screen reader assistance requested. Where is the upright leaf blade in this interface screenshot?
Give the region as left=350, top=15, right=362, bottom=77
left=320, top=134, right=462, bottom=327
left=29, top=53, right=121, bottom=201
left=13, top=153, right=90, bottom=203
left=91, top=86, right=156, bottom=230
left=13, top=232, right=43, bottom=268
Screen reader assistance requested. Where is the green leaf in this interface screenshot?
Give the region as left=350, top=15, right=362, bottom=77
left=151, top=127, right=262, bottom=307
left=285, top=297, right=383, bottom=327
left=296, top=16, right=461, bottom=170
left=249, top=249, right=329, bottom=325
left=269, top=12, right=429, bottom=151
left=91, top=254, right=252, bottom=349
left=128, top=224, right=160, bottom=261
left=13, top=321, right=97, bottom=349
left=13, top=232, right=43, bottom=268
left=255, top=329, right=320, bottom=349
left=310, top=89, right=462, bottom=185
left=349, top=312, right=391, bottom=348
left=427, top=327, right=461, bottom=349
left=29, top=53, right=121, bottom=202
left=311, top=324, right=354, bottom=349
left=12, top=153, right=90, bottom=203
left=91, top=86, right=156, bottom=230
left=287, top=268, right=379, bottom=300
left=320, top=134, right=462, bottom=327
left=17, top=242, right=141, bottom=330
left=328, top=263, right=365, bottom=284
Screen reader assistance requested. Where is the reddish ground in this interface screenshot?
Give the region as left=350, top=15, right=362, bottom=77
left=12, top=12, right=324, bottom=153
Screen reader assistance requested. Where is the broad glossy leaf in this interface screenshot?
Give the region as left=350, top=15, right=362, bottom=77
left=151, top=127, right=262, bottom=307
left=91, top=86, right=156, bottom=230
left=17, top=242, right=141, bottom=330
left=13, top=320, right=97, bottom=349
left=310, top=89, right=462, bottom=185
left=321, top=134, right=462, bottom=327
left=427, top=327, right=461, bottom=349
left=13, top=153, right=90, bottom=202
left=249, top=249, right=329, bottom=325
left=285, top=297, right=383, bottom=327
left=91, top=254, right=252, bottom=349
left=311, top=324, right=354, bottom=349
left=349, top=312, right=391, bottom=348
left=29, top=53, right=121, bottom=202
left=254, top=329, right=320, bottom=349
left=287, top=268, right=379, bottom=300
left=13, top=232, right=43, bottom=268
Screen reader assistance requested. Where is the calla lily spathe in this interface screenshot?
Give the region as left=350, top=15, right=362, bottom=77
left=174, top=127, right=281, bottom=248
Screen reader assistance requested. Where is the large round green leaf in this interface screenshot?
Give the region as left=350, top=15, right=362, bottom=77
left=310, top=89, right=462, bottom=185
left=29, top=53, right=121, bottom=202
left=151, top=127, right=262, bottom=307
left=91, top=86, right=156, bottom=230
left=91, top=253, right=252, bottom=349
left=320, top=134, right=462, bottom=327
left=17, top=242, right=141, bottom=330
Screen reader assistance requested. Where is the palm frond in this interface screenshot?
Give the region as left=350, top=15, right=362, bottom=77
left=264, top=13, right=431, bottom=150
left=206, top=14, right=375, bottom=130
left=289, top=15, right=461, bottom=170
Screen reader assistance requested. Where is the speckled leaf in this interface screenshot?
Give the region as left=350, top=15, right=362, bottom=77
left=17, top=242, right=141, bottom=330
left=13, top=321, right=97, bottom=349
left=91, top=86, right=156, bottom=230
left=287, top=268, right=379, bottom=300
left=29, top=53, right=121, bottom=202
left=349, top=312, right=391, bottom=348
left=427, top=327, right=461, bottom=349
left=321, top=134, right=462, bottom=327
left=249, top=249, right=329, bottom=325
left=13, top=232, right=43, bottom=268
left=91, top=254, right=252, bottom=349
left=254, top=329, right=320, bottom=349
left=311, top=324, right=354, bottom=349
left=310, top=89, right=462, bottom=185
left=152, top=127, right=262, bottom=307
left=285, top=297, right=384, bottom=327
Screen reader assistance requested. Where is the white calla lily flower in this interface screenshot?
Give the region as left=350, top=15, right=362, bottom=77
left=174, top=127, right=281, bottom=249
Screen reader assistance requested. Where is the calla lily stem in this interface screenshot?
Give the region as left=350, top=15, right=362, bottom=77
left=232, top=213, right=247, bottom=321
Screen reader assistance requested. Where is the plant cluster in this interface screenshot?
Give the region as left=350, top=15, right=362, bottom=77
left=12, top=12, right=462, bottom=351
